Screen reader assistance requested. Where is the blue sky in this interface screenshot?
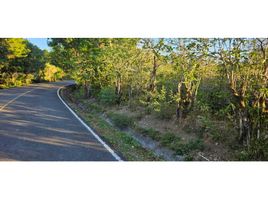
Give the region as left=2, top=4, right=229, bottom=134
left=27, top=38, right=50, bottom=50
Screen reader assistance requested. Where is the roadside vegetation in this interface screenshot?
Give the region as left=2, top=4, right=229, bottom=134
left=50, top=38, right=268, bottom=161
left=1, top=38, right=267, bottom=161
left=0, top=38, right=63, bottom=89
left=62, top=86, right=162, bottom=161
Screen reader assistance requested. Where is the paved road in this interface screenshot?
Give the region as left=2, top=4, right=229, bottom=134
left=0, top=81, right=117, bottom=161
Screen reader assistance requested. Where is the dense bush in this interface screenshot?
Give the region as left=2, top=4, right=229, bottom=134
left=73, top=87, right=85, bottom=99
left=25, top=74, right=34, bottom=85
left=151, top=86, right=175, bottom=119
left=98, top=87, right=117, bottom=105
left=40, top=63, right=65, bottom=82
left=197, top=78, right=232, bottom=118
left=238, top=137, right=268, bottom=161
left=0, top=72, right=34, bottom=88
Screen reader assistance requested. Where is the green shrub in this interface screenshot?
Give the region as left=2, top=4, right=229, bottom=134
left=197, top=78, right=232, bottom=118
left=0, top=72, right=34, bottom=87
left=160, top=132, right=180, bottom=146
left=98, top=87, right=117, bottom=105
left=156, top=103, right=175, bottom=120
left=108, top=112, right=134, bottom=129
left=146, top=86, right=175, bottom=120
left=186, top=139, right=205, bottom=151
left=238, top=137, right=268, bottom=161
left=25, top=74, right=34, bottom=85
left=198, top=115, right=224, bottom=142
left=172, top=139, right=204, bottom=155
left=15, top=73, right=24, bottom=86
left=39, top=63, right=64, bottom=82
left=73, top=87, right=85, bottom=99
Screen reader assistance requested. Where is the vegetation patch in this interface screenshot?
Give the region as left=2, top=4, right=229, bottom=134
left=98, top=87, right=117, bottom=105
left=62, top=88, right=161, bottom=161
left=134, top=127, right=162, bottom=141
left=0, top=39, right=66, bottom=89
left=3, top=37, right=266, bottom=161
left=107, top=112, right=134, bottom=129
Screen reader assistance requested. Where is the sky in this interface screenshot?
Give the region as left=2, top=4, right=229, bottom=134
left=27, top=38, right=50, bottom=50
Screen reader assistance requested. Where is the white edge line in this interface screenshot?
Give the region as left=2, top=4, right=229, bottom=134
left=57, top=85, right=122, bottom=161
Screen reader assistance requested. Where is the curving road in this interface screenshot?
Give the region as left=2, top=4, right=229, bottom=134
left=0, top=81, right=118, bottom=161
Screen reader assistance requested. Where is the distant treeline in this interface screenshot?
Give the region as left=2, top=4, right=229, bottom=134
left=0, top=38, right=64, bottom=88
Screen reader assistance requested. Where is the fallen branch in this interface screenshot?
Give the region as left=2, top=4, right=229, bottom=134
left=198, top=152, right=210, bottom=161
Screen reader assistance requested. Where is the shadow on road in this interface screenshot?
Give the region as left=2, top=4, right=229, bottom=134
left=0, top=82, right=115, bottom=161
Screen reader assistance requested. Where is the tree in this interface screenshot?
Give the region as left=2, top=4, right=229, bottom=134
left=210, top=38, right=268, bottom=146
left=0, top=38, right=56, bottom=87
left=49, top=38, right=108, bottom=98
left=0, top=38, right=30, bottom=87
left=102, top=38, right=140, bottom=103
left=171, top=39, right=208, bottom=121
left=140, top=38, right=170, bottom=101
left=13, top=41, right=48, bottom=81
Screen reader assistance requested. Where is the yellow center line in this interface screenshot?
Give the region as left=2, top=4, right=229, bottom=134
left=0, top=89, right=35, bottom=111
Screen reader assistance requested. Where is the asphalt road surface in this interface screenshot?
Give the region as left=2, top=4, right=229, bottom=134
left=0, top=81, right=117, bottom=161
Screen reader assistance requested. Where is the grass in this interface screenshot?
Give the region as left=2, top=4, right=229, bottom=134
left=107, top=112, right=134, bottom=129
left=160, top=132, right=180, bottom=146
left=133, top=126, right=204, bottom=158
left=134, top=127, right=162, bottom=141
left=86, top=101, right=104, bottom=113
left=171, top=139, right=204, bottom=156
left=62, top=88, right=162, bottom=161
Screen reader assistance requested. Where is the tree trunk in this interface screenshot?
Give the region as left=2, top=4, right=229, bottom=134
left=148, top=55, right=158, bottom=93
left=176, top=106, right=183, bottom=123
left=226, top=72, right=253, bottom=146
left=147, top=55, right=159, bottom=102
left=84, top=81, right=90, bottom=98
left=115, top=77, right=122, bottom=104
left=238, top=108, right=251, bottom=146
left=257, top=101, right=261, bottom=139
left=176, top=82, right=183, bottom=122
left=128, top=85, right=132, bottom=100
